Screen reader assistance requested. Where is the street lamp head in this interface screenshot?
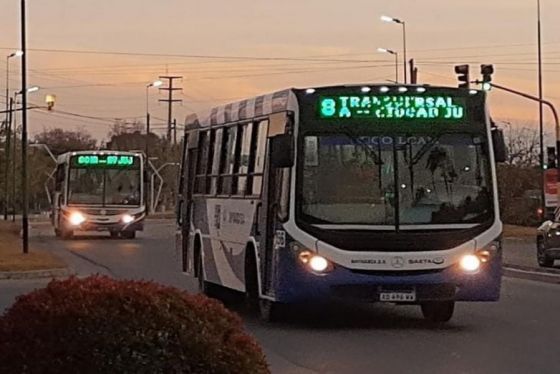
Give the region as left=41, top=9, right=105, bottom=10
left=8, top=50, right=24, bottom=58
left=15, top=86, right=40, bottom=95
left=380, top=15, right=403, bottom=24
left=378, top=48, right=396, bottom=55
left=147, top=80, right=163, bottom=88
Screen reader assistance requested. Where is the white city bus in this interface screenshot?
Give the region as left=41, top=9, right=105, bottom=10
left=176, top=84, right=506, bottom=322
left=51, top=151, right=146, bottom=239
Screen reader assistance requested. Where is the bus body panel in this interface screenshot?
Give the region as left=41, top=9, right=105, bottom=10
left=192, top=197, right=259, bottom=292
left=271, top=226, right=501, bottom=304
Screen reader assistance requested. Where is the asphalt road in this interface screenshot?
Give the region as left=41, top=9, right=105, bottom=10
left=1, top=221, right=560, bottom=374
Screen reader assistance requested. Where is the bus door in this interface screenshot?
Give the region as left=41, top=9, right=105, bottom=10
left=177, top=131, right=199, bottom=274
left=257, top=113, right=292, bottom=296
left=52, top=163, right=65, bottom=229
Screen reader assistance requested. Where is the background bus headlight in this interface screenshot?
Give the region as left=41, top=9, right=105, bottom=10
left=460, top=254, right=481, bottom=273
left=69, top=212, right=86, bottom=226
left=122, top=214, right=134, bottom=224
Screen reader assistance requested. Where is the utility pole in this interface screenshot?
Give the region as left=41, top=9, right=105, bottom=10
left=409, top=59, right=418, bottom=84
left=21, top=0, right=29, bottom=254
left=173, top=118, right=177, bottom=145
left=537, top=0, right=545, bottom=214
left=3, top=98, right=13, bottom=220
left=158, top=76, right=182, bottom=142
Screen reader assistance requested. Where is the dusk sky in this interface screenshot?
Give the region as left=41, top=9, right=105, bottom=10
left=1, top=0, right=559, bottom=141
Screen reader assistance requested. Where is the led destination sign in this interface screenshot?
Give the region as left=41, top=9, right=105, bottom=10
left=319, top=95, right=466, bottom=120
left=72, top=154, right=137, bottom=167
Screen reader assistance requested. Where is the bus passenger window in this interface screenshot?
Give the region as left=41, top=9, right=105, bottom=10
left=251, top=120, right=269, bottom=195
left=218, top=126, right=237, bottom=195
left=210, top=129, right=224, bottom=195
left=194, top=131, right=210, bottom=194
left=237, top=123, right=253, bottom=195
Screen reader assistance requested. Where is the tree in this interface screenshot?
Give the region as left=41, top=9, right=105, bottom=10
left=503, top=125, right=540, bottom=167
left=34, top=127, right=97, bottom=155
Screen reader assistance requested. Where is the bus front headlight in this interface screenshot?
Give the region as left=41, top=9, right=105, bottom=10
left=309, top=255, right=330, bottom=273
left=460, top=254, right=481, bottom=273
left=297, top=249, right=332, bottom=274
left=122, top=214, right=134, bottom=224
left=69, top=211, right=86, bottom=226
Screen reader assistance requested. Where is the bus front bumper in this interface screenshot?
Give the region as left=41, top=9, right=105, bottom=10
left=274, top=253, right=502, bottom=304
left=62, top=215, right=145, bottom=232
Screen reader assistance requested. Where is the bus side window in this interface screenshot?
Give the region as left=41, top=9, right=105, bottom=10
left=219, top=126, right=238, bottom=195
left=250, top=120, right=269, bottom=196
left=55, top=165, right=65, bottom=192
left=210, top=129, right=224, bottom=195
left=194, top=131, right=210, bottom=194
left=237, top=123, right=253, bottom=195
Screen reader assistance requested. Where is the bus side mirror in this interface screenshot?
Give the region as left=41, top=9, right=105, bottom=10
left=270, top=134, right=294, bottom=168
left=492, top=128, right=507, bottom=163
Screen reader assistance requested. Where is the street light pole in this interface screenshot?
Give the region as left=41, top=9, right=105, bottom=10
left=402, top=21, right=407, bottom=84
left=4, top=51, right=22, bottom=220
left=145, top=80, right=163, bottom=157
left=381, top=15, right=407, bottom=84
left=20, top=0, right=29, bottom=254
left=377, top=48, right=399, bottom=83
left=537, top=0, right=545, bottom=213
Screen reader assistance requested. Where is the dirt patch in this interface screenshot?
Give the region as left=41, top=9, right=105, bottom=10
left=503, top=224, right=537, bottom=239
left=0, top=222, right=66, bottom=272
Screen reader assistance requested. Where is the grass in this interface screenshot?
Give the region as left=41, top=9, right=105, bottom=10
left=502, top=224, right=537, bottom=239
left=0, top=221, right=66, bottom=272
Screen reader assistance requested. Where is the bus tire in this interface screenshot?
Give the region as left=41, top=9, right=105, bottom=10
left=121, top=231, right=136, bottom=239
left=420, top=301, right=455, bottom=323
left=54, top=228, right=61, bottom=238
left=244, top=246, right=283, bottom=322
left=109, top=231, right=120, bottom=239
left=258, top=299, right=283, bottom=323
left=61, top=228, right=73, bottom=240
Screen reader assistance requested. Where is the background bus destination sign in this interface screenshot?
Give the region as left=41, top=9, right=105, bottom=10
left=318, top=95, right=466, bottom=120
left=73, top=154, right=137, bottom=167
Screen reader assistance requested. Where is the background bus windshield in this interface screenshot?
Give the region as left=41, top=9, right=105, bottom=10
left=300, top=132, right=492, bottom=227
left=68, top=160, right=141, bottom=206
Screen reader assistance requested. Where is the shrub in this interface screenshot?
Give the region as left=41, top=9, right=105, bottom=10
left=0, top=276, right=269, bottom=374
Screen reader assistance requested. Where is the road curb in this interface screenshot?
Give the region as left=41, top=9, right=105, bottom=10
left=0, top=268, right=70, bottom=280
left=503, top=265, right=560, bottom=284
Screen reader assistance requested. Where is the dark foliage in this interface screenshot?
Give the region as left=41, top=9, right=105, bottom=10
left=0, top=276, right=269, bottom=374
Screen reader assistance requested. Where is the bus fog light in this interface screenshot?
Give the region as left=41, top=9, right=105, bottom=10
left=69, top=212, right=86, bottom=226
left=460, top=254, right=481, bottom=273
left=298, top=250, right=313, bottom=264
left=122, top=214, right=134, bottom=224
left=477, top=250, right=491, bottom=263
left=309, top=255, right=330, bottom=273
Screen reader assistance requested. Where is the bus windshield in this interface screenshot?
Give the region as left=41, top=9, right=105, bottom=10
left=300, top=132, right=492, bottom=227
left=68, top=167, right=141, bottom=206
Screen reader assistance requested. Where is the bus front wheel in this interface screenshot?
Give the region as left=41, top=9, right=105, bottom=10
left=420, top=301, right=455, bottom=323
left=245, top=249, right=282, bottom=322
left=121, top=231, right=136, bottom=239
left=60, top=228, right=73, bottom=240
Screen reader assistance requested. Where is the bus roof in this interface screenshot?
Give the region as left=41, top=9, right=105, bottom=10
left=183, top=84, right=482, bottom=131
left=56, top=150, right=143, bottom=164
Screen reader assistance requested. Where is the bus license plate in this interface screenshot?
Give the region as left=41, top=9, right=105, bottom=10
left=379, top=291, right=416, bottom=302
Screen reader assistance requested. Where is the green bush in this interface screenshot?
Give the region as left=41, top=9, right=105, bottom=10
left=0, top=276, right=269, bottom=374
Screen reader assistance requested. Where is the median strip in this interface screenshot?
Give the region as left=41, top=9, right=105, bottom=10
left=0, top=221, right=67, bottom=279
left=503, top=264, right=560, bottom=284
